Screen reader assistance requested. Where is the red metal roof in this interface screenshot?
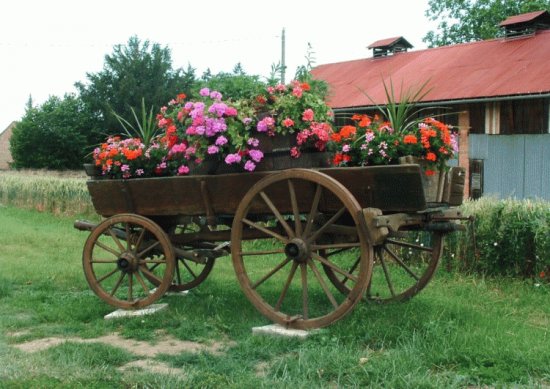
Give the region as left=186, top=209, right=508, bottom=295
left=368, top=37, right=409, bottom=49
left=311, top=30, right=550, bottom=109
left=499, top=10, right=548, bottom=26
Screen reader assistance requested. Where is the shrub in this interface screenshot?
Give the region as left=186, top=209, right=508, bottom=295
left=444, top=197, right=550, bottom=279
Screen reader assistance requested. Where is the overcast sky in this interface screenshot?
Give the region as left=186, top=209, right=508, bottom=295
left=0, top=0, right=436, bottom=132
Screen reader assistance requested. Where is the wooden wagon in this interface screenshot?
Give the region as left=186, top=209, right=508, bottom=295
left=75, top=165, right=466, bottom=329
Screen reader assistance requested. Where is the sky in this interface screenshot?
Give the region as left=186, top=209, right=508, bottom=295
left=0, top=0, right=437, bottom=132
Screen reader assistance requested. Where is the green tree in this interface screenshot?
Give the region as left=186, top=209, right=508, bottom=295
left=423, top=0, right=550, bottom=47
left=10, top=94, right=99, bottom=169
left=201, top=65, right=265, bottom=100
left=75, top=36, right=197, bottom=138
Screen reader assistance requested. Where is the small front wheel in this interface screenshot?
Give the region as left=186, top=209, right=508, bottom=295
left=82, top=214, right=175, bottom=309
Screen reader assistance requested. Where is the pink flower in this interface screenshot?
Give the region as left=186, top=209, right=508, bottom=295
left=282, top=118, right=294, bottom=128
left=225, top=153, right=241, bottom=164
left=215, top=135, right=228, bottom=146
left=177, top=165, right=190, bottom=175
left=244, top=160, right=256, bottom=171
left=292, top=87, right=303, bottom=98
left=199, top=87, right=210, bottom=97
left=290, top=147, right=301, bottom=158
left=302, top=109, right=314, bottom=122
left=207, top=145, right=220, bottom=154
left=248, top=149, right=264, bottom=163
left=247, top=138, right=259, bottom=147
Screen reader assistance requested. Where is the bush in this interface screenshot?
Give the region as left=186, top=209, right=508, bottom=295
left=443, top=197, right=550, bottom=279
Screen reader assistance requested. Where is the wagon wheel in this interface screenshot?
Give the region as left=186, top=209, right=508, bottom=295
left=323, top=229, right=444, bottom=303
left=144, top=221, right=215, bottom=292
left=82, top=214, right=175, bottom=309
left=231, top=169, right=373, bottom=329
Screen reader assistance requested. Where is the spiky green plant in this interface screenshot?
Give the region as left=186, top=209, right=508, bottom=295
left=112, top=98, right=159, bottom=147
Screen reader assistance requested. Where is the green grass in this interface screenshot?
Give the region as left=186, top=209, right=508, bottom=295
left=1, top=206, right=550, bottom=388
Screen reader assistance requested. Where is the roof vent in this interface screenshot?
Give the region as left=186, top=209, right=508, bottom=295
left=368, top=37, right=413, bottom=58
left=499, top=10, right=550, bottom=39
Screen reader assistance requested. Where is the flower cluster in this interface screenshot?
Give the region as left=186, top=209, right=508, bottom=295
left=255, top=80, right=334, bottom=156
left=330, top=114, right=458, bottom=175
left=156, top=89, right=265, bottom=172
left=92, top=136, right=190, bottom=179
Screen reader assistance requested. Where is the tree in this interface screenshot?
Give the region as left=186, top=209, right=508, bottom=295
left=75, top=36, right=197, bottom=139
left=423, top=0, right=550, bottom=47
left=10, top=94, right=99, bottom=169
left=201, top=65, right=265, bottom=100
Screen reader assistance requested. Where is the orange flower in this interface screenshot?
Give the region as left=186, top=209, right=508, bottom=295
left=340, top=125, right=356, bottom=139
left=403, top=135, right=418, bottom=144
left=425, top=169, right=436, bottom=176
left=426, top=152, right=437, bottom=161
left=301, top=82, right=311, bottom=91
left=358, top=115, right=372, bottom=128
left=176, top=93, right=186, bottom=102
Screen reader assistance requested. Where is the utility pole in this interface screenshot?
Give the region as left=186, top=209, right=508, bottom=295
left=281, top=28, right=286, bottom=84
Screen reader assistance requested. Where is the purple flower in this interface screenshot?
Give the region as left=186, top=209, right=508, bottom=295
left=342, top=144, right=350, bottom=153
left=199, top=87, right=210, bottom=97
left=135, top=169, right=144, bottom=176
left=210, top=91, right=222, bottom=100
left=247, top=137, right=259, bottom=147
left=225, top=153, right=241, bottom=164
left=242, top=117, right=253, bottom=125
left=207, top=145, right=220, bottom=154
left=244, top=160, right=256, bottom=171
left=121, top=164, right=130, bottom=172
left=215, top=136, right=228, bottom=146
left=249, top=149, right=264, bottom=163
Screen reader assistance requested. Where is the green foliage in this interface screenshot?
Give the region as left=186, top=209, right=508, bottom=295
left=112, top=98, right=159, bottom=148
left=9, top=94, right=100, bottom=169
left=424, top=0, right=550, bottom=47
left=201, top=65, right=266, bottom=100
left=444, top=197, right=550, bottom=278
left=75, top=36, right=197, bottom=142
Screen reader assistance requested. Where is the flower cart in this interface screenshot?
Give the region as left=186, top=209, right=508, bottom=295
left=74, top=163, right=466, bottom=329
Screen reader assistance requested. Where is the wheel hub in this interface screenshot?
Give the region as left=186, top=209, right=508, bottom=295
left=117, top=252, right=138, bottom=273
left=284, top=238, right=310, bottom=263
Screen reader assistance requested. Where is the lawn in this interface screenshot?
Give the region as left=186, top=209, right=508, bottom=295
left=0, top=205, right=549, bottom=388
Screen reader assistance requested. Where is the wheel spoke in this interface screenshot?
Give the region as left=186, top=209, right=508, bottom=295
left=134, top=271, right=150, bottom=294
left=288, top=180, right=303, bottom=236
left=128, top=273, right=133, bottom=302
left=300, top=263, right=308, bottom=320
left=308, top=261, right=338, bottom=308
left=110, top=272, right=125, bottom=296
left=275, top=261, right=298, bottom=311
left=108, top=228, right=126, bottom=252
left=134, top=228, right=147, bottom=252
left=251, top=257, right=291, bottom=290
left=306, top=206, right=347, bottom=243
left=378, top=250, right=396, bottom=297
left=140, top=266, right=162, bottom=285
left=240, top=248, right=285, bottom=256
left=181, top=259, right=198, bottom=279
left=311, top=252, right=359, bottom=283
left=137, top=241, right=161, bottom=257
left=304, top=184, right=322, bottom=237
left=90, top=258, right=119, bottom=264
left=174, top=259, right=183, bottom=285
left=339, top=256, right=361, bottom=286
left=96, top=268, right=119, bottom=283
left=260, top=191, right=295, bottom=239
left=383, top=245, right=420, bottom=281
left=242, top=218, right=288, bottom=243
left=95, top=241, right=121, bottom=257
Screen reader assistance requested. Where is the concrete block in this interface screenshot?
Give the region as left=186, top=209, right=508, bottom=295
left=104, top=303, right=168, bottom=320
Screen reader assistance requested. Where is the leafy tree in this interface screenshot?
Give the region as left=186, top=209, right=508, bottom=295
left=10, top=94, right=99, bottom=169
left=201, top=65, right=265, bottom=100
left=75, top=36, right=197, bottom=139
left=423, top=0, right=550, bottom=47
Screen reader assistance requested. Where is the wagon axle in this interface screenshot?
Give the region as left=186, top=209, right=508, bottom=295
left=284, top=239, right=310, bottom=263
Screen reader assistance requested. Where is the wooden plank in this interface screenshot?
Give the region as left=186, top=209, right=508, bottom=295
left=87, top=165, right=427, bottom=217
